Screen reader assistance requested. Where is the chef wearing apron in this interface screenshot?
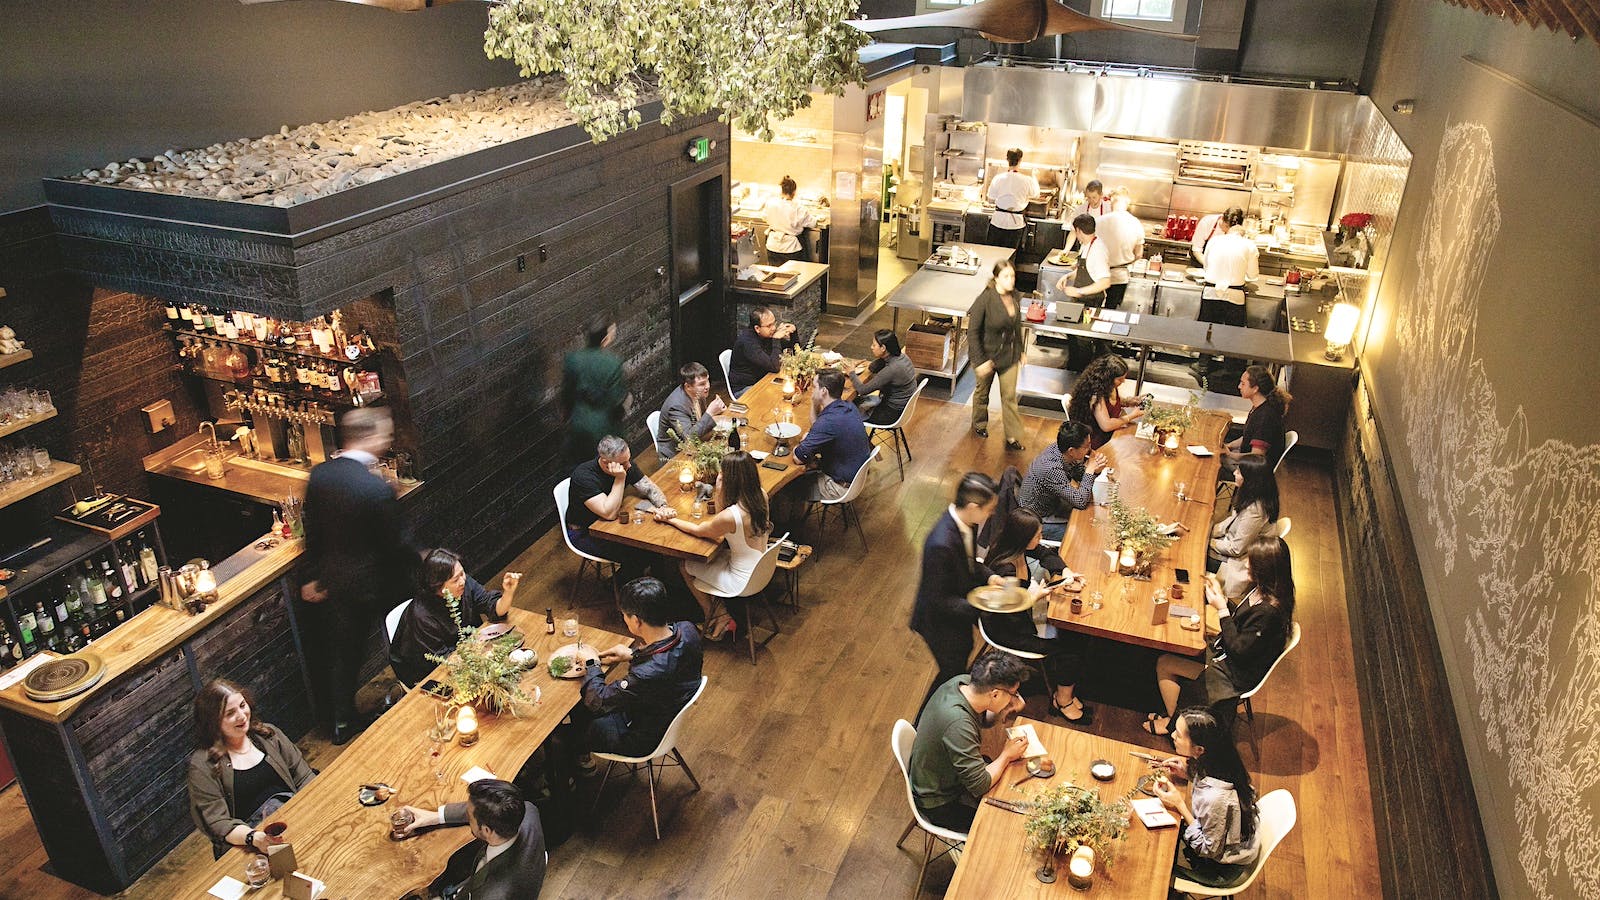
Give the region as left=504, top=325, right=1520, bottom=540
left=985, top=148, right=1038, bottom=251
left=763, top=175, right=815, bottom=266
left=1199, top=208, right=1258, bottom=328
left=1190, top=209, right=1229, bottom=265
left=1055, top=214, right=1112, bottom=308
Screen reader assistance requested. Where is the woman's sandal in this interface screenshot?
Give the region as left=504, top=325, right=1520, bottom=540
left=1051, top=697, right=1094, bottom=726
left=1141, top=714, right=1176, bottom=740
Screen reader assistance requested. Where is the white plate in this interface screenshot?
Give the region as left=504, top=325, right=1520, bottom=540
left=821, top=351, right=843, bottom=364
left=749, top=450, right=769, bottom=460
left=765, top=422, right=802, bottom=440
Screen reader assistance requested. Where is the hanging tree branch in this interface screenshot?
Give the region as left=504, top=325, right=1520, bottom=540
left=484, top=0, right=870, bottom=143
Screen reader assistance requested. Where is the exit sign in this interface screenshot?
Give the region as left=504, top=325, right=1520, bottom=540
left=686, top=136, right=713, bottom=162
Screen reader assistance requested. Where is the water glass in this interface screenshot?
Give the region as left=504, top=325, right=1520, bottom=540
left=691, top=499, right=705, bottom=519
left=32, top=447, right=50, bottom=474
left=631, top=509, right=644, bottom=526
left=562, top=617, right=579, bottom=638
left=244, top=856, right=270, bottom=890
left=1175, top=481, right=1187, bottom=501
left=1090, top=590, right=1104, bottom=611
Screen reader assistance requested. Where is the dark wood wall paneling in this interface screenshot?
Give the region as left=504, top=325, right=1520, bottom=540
left=1333, top=373, right=1498, bottom=900
left=0, top=209, right=205, bottom=527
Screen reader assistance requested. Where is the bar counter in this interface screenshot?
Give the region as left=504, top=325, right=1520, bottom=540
left=0, top=536, right=313, bottom=893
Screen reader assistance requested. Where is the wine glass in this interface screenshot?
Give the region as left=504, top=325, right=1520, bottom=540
left=426, top=705, right=455, bottom=783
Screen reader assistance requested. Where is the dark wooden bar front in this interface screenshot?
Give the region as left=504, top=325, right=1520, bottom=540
left=0, top=541, right=312, bottom=894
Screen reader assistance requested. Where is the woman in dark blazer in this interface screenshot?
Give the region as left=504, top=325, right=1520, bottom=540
left=967, top=259, right=1027, bottom=451
left=186, top=679, right=315, bottom=858
left=1145, top=536, right=1295, bottom=738
left=389, top=548, right=520, bottom=688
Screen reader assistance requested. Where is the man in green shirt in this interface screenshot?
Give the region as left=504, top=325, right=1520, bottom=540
left=908, top=651, right=1032, bottom=833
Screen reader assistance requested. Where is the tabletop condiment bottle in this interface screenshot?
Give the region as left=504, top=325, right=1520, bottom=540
left=545, top=608, right=556, bottom=635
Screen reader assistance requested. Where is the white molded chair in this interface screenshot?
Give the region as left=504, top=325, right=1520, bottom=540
left=384, top=599, right=414, bottom=688
left=1058, top=392, right=1073, bottom=416
left=1274, top=430, right=1299, bottom=474
left=804, top=446, right=880, bottom=552
left=554, top=478, right=620, bottom=606
left=1236, top=621, right=1301, bottom=755
left=978, top=619, right=1055, bottom=694
left=1269, top=516, right=1291, bottom=541
left=691, top=532, right=789, bottom=664
left=647, top=410, right=663, bottom=451
left=718, top=349, right=739, bottom=398
left=1172, top=789, right=1297, bottom=896
left=891, top=719, right=968, bottom=898
left=592, top=676, right=708, bottom=840
left=865, top=378, right=929, bottom=481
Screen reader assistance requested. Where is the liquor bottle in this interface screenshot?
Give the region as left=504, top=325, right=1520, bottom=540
left=0, top=628, right=17, bottom=669
left=179, top=303, right=195, bottom=326
left=545, top=608, right=555, bottom=635
left=139, top=535, right=160, bottom=584
left=101, top=558, right=125, bottom=601
left=84, top=560, right=108, bottom=609
left=64, top=624, right=85, bottom=652
left=64, top=579, right=83, bottom=623
left=165, top=300, right=179, bottom=321
left=35, top=601, right=57, bottom=650
left=201, top=307, right=216, bottom=332
left=121, top=543, right=141, bottom=589
left=53, top=587, right=70, bottom=627
left=17, top=608, right=37, bottom=654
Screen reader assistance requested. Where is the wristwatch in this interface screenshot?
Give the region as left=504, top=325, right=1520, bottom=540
left=246, top=829, right=260, bottom=849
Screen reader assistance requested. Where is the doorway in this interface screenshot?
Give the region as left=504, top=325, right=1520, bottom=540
left=670, top=169, right=728, bottom=374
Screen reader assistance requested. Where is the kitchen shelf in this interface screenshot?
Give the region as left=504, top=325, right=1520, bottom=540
left=0, top=463, right=82, bottom=514
left=0, top=350, right=33, bottom=371
left=0, top=408, right=57, bottom=441
left=182, top=370, right=380, bottom=410
left=0, top=517, right=105, bottom=599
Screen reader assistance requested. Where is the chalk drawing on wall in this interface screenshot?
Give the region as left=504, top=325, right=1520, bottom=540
left=1394, top=121, right=1600, bottom=900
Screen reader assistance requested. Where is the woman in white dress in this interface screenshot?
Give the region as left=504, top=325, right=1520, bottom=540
left=667, top=451, right=773, bottom=640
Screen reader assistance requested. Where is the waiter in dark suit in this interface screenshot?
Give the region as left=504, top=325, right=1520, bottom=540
left=910, top=472, right=999, bottom=711
left=396, top=778, right=547, bottom=900
left=299, top=406, right=412, bottom=745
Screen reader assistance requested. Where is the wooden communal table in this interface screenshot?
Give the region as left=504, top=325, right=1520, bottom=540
left=1047, top=409, right=1231, bottom=656
left=590, top=366, right=856, bottom=561
left=152, top=610, right=628, bottom=900
left=946, top=717, right=1180, bottom=900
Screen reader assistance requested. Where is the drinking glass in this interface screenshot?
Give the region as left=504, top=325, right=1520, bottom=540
left=562, top=617, right=579, bottom=638
left=691, top=498, right=705, bottom=519
left=1089, top=590, right=1104, bottom=611
left=1175, top=481, right=1187, bottom=501
left=15, top=448, right=34, bottom=479
left=32, top=447, right=50, bottom=474
left=244, top=856, right=270, bottom=890
left=631, top=509, right=644, bottom=526
left=426, top=704, right=455, bottom=783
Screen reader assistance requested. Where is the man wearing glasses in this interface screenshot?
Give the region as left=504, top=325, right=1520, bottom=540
left=908, top=651, right=1032, bottom=833
left=728, top=306, right=798, bottom=397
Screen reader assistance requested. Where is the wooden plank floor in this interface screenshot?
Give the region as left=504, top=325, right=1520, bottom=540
left=0, top=393, right=1379, bottom=900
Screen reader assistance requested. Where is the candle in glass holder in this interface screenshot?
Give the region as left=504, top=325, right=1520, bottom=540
left=456, top=706, right=479, bottom=747
left=1067, top=845, right=1095, bottom=889
left=1163, top=431, right=1180, bottom=453
left=782, top=377, right=796, bottom=402
left=1118, top=546, right=1138, bottom=573
left=678, top=465, right=695, bottom=492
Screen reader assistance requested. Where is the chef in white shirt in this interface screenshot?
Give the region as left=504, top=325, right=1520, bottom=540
left=1096, top=188, right=1145, bottom=310
left=1066, top=180, right=1110, bottom=251
left=763, top=175, right=816, bottom=266
left=1055, top=214, right=1112, bottom=307
left=1190, top=210, right=1228, bottom=265
left=1199, top=208, right=1259, bottom=327
left=985, top=148, right=1038, bottom=251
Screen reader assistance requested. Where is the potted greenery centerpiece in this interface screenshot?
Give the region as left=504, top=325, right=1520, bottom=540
left=426, top=593, right=535, bottom=714
left=668, top=428, right=726, bottom=486
left=1018, top=780, right=1131, bottom=883
left=1142, top=393, right=1200, bottom=455
left=779, top=342, right=826, bottom=393
left=1109, top=498, right=1177, bottom=576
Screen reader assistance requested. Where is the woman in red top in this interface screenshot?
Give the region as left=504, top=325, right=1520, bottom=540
left=1067, top=354, right=1146, bottom=449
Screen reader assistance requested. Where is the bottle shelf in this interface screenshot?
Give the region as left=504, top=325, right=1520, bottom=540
left=0, top=350, right=33, bottom=371
left=163, top=325, right=380, bottom=370
left=181, top=371, right=380, bottom=411
left=0, top=407, right=58, bottom=441
left=0, top=463, right=81, bottom=514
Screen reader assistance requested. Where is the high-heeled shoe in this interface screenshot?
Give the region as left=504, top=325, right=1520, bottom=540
left=1050, top=698, right=1094, bottom=726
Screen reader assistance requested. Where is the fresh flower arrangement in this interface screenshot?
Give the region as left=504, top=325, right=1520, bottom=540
left=1019, top=781, right=1132, bottom=864
left=426, top=591, right=534, bottom=713
left=1338, top=211, right=1375, bottom=231
left=1109, top=498, right=1177, bottom=556
left=779, top=341, right=826, bottom=383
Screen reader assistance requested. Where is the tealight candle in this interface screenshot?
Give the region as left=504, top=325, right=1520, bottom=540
left=782, top=377, right=795, bottom=401
left=678, top=466, right=695, bottom=492
left=1119, top=546, right=1138, bottom=570
left=1067, top=845, right=1095, bottom=889
left=456, top=706, right=479, bottom=747
left=1164, top=431, right=1180, bottom=452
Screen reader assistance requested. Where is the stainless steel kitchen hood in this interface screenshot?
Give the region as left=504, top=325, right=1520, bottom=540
left=960, top=65, right=1359, bottom=155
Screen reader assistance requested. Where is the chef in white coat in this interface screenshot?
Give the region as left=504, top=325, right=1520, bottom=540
left=985, top=148, right=1038, bottom=251
left=1066, top=179, right=1110, bottom=251
left=1056, top=214, right=1112, bottom=308
left=1199, top=208, right=1259, bottom=327
left=763, top=175, right=816, bottom=266
left=1096, top=188, right=1145, bottom=310
left=1190, top=209, right=1228, bottom=264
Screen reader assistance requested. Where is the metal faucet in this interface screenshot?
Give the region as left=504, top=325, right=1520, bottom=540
left=199, top=420, right=219, bottom=450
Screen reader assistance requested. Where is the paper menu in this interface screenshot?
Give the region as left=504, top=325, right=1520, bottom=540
left=1187, top=446, right=1214, bottom=457
left=0, top=651, right=57, bottom=691
left=460, top=766, right=498, bottom=784
left=1006, top=723, right=1048, bottom=758
left=206, top=877, right=247, bottom=900
left=1130, top=797, right=1179, bottom=828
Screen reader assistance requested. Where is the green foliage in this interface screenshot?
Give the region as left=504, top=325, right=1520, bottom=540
left=426, top=591, right=533, bottom=713
left=779, top=342, right=827, bottom=381
left=667, top=427, right=726, bottom=478
left=1017, top=780, right=1132, bottom=863
left=483, top=0, right=870, bottom=143
left=1142, top=393, right=1200, bottom=434
left=547, top=654, right=573, bottom=678
left=1109, top=498, right=1177, bottom=555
